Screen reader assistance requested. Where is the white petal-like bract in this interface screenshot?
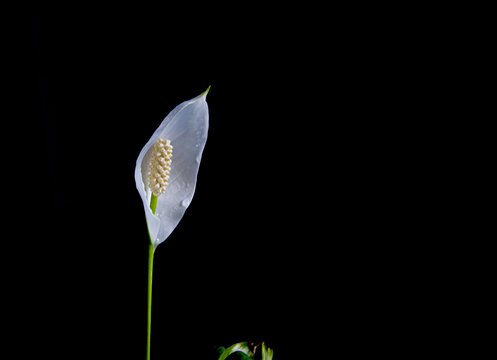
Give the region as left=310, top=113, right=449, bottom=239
left=135, top=90, right=209, bottom=247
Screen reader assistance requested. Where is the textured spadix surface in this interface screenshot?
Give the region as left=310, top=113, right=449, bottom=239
left=135, top=90, right=209, bottom=247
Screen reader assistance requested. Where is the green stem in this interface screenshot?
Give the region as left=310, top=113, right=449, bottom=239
left=147, top=193, right=158, bottom=360
left=146, top=243, right=154, bottom=360
left=150, top=194, right=158, bottom=215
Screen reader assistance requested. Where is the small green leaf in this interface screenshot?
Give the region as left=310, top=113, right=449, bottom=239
left=217, top=342, right=253, bottom=360
left=261, top=343, right=273, bottom=360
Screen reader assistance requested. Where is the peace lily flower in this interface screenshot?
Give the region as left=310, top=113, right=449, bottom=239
left=135, top=87, right=209, bottom=360
left=135, top=87, right=210, bottom=248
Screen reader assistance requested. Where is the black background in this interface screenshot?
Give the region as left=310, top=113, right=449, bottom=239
left=4, top=12, right=419, bottom=360
left=17, top=14, right=330, bottom=360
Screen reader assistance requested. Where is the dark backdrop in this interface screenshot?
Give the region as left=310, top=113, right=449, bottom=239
left=4, top=12, right=416, bottom=360
left=19, top=14, right=329, bottom=360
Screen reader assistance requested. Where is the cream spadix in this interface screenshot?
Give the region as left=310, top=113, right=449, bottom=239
left=148, top=138, right=173, bottom=197
left=135, top=88, right=209, bottom=248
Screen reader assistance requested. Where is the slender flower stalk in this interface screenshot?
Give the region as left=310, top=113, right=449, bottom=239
left=146, top=238, right=154, bottom=360
left=136, top=88, right=210, bottom=359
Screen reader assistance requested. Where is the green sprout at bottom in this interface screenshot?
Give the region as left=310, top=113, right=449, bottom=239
left=217, top=341, right=274, bottom=360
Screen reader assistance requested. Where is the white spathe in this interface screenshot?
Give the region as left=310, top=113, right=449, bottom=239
left=135, top=90, right=209, bottom=248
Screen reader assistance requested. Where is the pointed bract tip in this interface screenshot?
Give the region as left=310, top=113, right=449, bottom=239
left=200, top=85, right=211, bottom=97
